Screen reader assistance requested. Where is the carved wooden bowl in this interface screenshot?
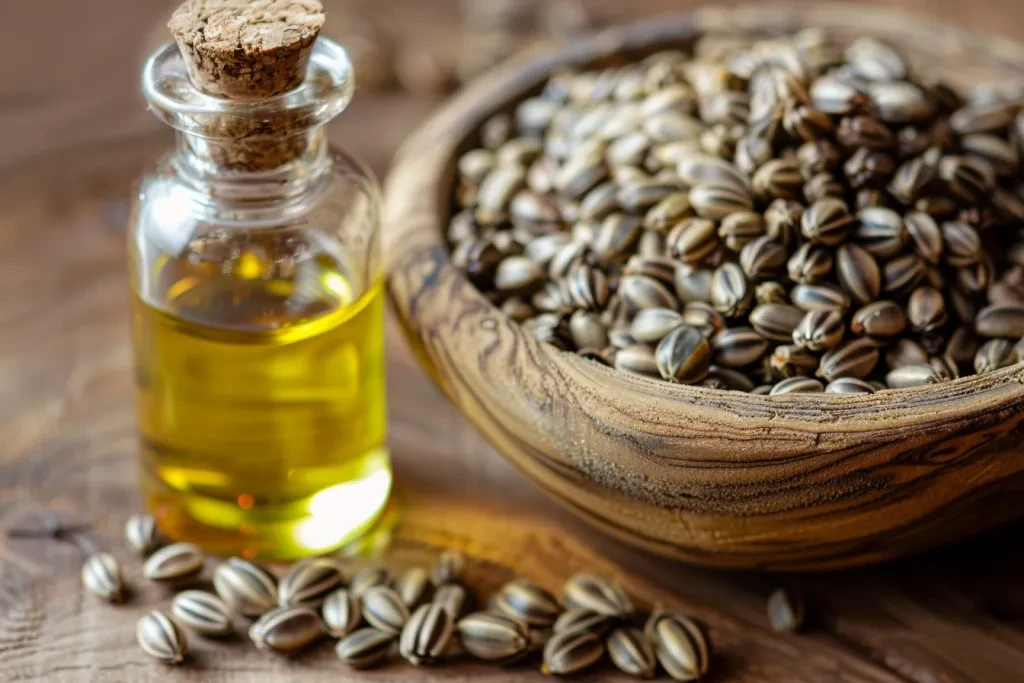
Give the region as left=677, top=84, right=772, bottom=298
left=383, top=5, right=1024, bottom=570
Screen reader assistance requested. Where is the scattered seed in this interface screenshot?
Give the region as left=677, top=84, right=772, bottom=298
left=137, top=610, right=188, bottom=665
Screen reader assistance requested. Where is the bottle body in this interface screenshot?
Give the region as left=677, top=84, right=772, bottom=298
left=129, top=144, right=390, bottom=559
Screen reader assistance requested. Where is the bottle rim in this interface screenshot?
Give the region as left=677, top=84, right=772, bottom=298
left=142, top=37, right=355, bottom=139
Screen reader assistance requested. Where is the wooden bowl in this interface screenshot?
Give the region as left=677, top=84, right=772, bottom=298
left=383, top=5, right=1024, bottom=571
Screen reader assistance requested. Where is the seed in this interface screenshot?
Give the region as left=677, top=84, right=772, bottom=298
left=618, top=180, right=677, bottom=213
left=886, top=364, right=943, bottom=389
left=870, top=81, right=933, bottom=122
left=553, top=609, right=613, bottom=636
left=570, top=311, right=609, bottom=350
left=752, top=158, right=804, bottom=202
left=836, top=115, right=895, bottom=149
left=279, top=557, right=344, bottom=608
left=771, top=344, right=821, bottom=379
left=739, top=236, right=788, bottom=281
left=961, top=133, right=1019, bottom=177
left=989, top=279, right=1024, bottom=306
left=563, top=574, right=633, bottom=618
left=793, top=309, right=846, bottom=351
left=548, top=240, right=589, bottom=279
left=494, top=256, right=544, bottom=293
left=908, top=286, right=948, bottom=333
left=819, top=339, right=880, bottom=381
left=143, top=542, right=203, bottom=583
left=750, top=304, right=804, bottom=342
left=322, top=588, right=361, bottom=638
left=712, top=327, right=769, bottom=367
left=607, top=131, right=651, bottom=167
left=835, top=243, right=881, bottom=305
left=976, top=304, right=1024, bottom=338
left=711, top=263, right=753, bottom=318
left=764, top=198, right=804, bottom=246
left=903, top=212, right=943, bottom=265
left=854, top=207, right=907, bottom=258
left=656, top=326, right=711, bottom=384
left=851, top=301, right=907, bottom=339
left=615, top=344, right=660, bottom=377
left=620, top=274, right=679, bottom=312
left=457, top=611, right=530, bottom=662
left=607, top=627, right=656, bottom=679
left=826, top=377, right=877, bottom=394
left=887, top=338, right=931, bottom=370
left=532, top=280, right=571, bottom=314
left=626, top=255, right=678, bottom=290
left=804, top=172, right=846, bottom=203
left=883, top=253, right=926, bottom=297
left=797, top=139, right=841, bottom=176
left=644, top=192, right=692, bottom=231
left=645, top=611, right=710, bottom=682
left=756, top=281, right=789, bottom=306
left=735, top=135, right=773, bottom=175
left=393, top=567, right=432, bottom=610
left=810, top=75, right=862, bottom=115
left=82, top=552, right=123, bottom=602
left=718, top=211, right=765, bottom=252
left=362, top=585, right=410, bottom=635
left=791, top=283, right=851, bottom=313
left=846, top=36, right=907, bottom=81
left=946, top=327, right=981, bottom=371
left=434, top=583, right=469, bottom=621
left=458, top=149, right=496, bottom=185
left=249, top=605, right=325, bottom=654
left=492, top=580, right=561, bottom=629
left=638, top=229, right=668, bottom=258
left=940, top=220, right=982, bottom=268
left=524, top=233, right=570, bottom=267
left=400, top=602, right=453, bottom=665
left=557, top=151, right=608, bottom=199
left=767, top=588, right=806, bottom=633
left=690, top=183, right=754, bottom=220
left=542, top=627, right=604, bottom=676
left=593, top=214, right=643, bottom=266
left=975, top=339, right=1019, bottom=374
left=565, top=266, right=609, bottom=311
left=644, top=112, right=702, bottom=143
left=336, top=627, right=395, bottom=669
left=477, top=165, right=526, bottom=223
left=930, top=355, right=959, bottom=380
left=171, top=590, right=233, bottom=637
left=213, top=557, right=278, bottom=617
left=787, top=243, right=833, bottom=284
left=676, top=153, right=749, bottom=191
left=950, top=101, right=1019, bottom=135
left=137, top=610, right=187, bottom=665
left=957, top=259, right=993, bottom=295
left=940, top=155, right=995, bottom=203
left=782, top=103, right=835, bottom=142
left=801, top=197, right=853, bottom=246
left=453, top=237, right=502, bottom=287
left=631, top=308, right=683, bottom=343
left=844, top=147, right=895, bottom=189
left=889, top=156, right=936, bottom=204
left=667, top=217, right=720, bottom=264
left=124, top=514, right=161, bottom=555
left=770, top=377, right=825, bottom=395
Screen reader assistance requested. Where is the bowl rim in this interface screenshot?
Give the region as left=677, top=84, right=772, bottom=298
left=383, top=2, right=1024, bottom=427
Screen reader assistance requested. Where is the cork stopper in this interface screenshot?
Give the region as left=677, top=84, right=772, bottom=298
left=169, top=0, right=326, bottom=99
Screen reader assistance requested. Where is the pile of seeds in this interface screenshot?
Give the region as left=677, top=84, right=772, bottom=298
left=87, top=515, right=716, bottom=678
left=448, top=29, right=1024, bottom=394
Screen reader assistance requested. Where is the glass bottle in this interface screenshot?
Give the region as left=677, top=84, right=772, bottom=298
left=129, top=35, right=390, bottom=560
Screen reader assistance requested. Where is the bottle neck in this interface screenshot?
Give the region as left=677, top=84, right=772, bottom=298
left=174, top=126, right=331, bottom=202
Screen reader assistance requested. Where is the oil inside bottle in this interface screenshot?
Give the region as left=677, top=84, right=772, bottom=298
left=133, top=241, right=391, bottom=560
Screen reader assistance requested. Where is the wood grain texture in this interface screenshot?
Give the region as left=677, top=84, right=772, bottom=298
left=384, top=5, right=1024, bottom=571
left=0, top=0, right=1024, bottom=681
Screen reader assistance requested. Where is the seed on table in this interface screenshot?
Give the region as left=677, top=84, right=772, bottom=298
left=249, top=606, right=325, bottom=654
left=434, top=583, right=469, bottom=621
left=975, top=339, right=1020, bottom=375
left=82, top=552, right=124, bottom=602
left=137, top=610, right=188, bottom=665
left=750, top=304, right=805, bottom=342
left=850, top=301, right=907, bottom=340
left=668, top=217, right=720, bottom=265
left=791, top=283, right=851, bottom=313
left=620, top=274, right=679, bottom=312
left=711, top=263, right=753, bottom=318
left=362, top=585, right=410, bottom=636
left=836, top=243, right=881, bottom=305
left=883, top=253, right=926, bottom=296
left=819, top=338, right=880, bottom=381
left=171, top=590, right=233, bottom=638
left=143, top=542, right=203, bottom=583
left=767, top=588, right=806, bottom=633
left=854, top=206, right=907, bottom=259
left=336, top=627, right=396, bottom=669
left=279, top=557, right=344, bottom=608
left=124, top=514, right=161, bottom=555
left=801, top=197, right=853, bottom=246
left=394, top=567, right=432, bottom=610
left=657, top=326, right=711, bottom=384
left=793, top=309, right=845, bottom=351
left=756, top=281, right=789, bottom=306
left=553, top=609, right=613, bottom=636
left=607, top=626, right=657, bottom=679
left=322, top=588, right=361, bottom=638
left=674, top=267, right=714, bottom=304
left=826, top=377, right=877, bottom=394
left=400, top=602, right=453, bottom=666
left=975, top=304, right=1024, bottom=338
left=712, top=327, right=769, bottom=368
left=718, top=211, right=765, bottom=252
left=631, top=308, right=683, bottom=343
left=213, top=557, right=278, bottom=617
left=690, top=182, right=754, bottom=220
left=907, top=286, right=948, bottom=333
left=739, top=236, right=788, bottom=281
left=493, top=580, right=561, bottom=629
left=457, top=611, right=530, bottom=662
left=770, top=377, right=825, bottom=395
left=542, top=627, right=605, bottom=676
left=886, top=364, right=943, bottom=389
left=563, top=574, right=634, bottom=618
left=645, top=611, right=710, bottom=682
left=615, top=344, right=660, bottom=377
left=787, top=243, right=833, bottom=285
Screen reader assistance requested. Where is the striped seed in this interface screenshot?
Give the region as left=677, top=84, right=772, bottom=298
left=556, top=150, right=608, bottom=199
left=904, top=212, right=943, bottom=265
left=889, top=156, right=936, bottom=204
left=826, top=377, right=877, bottom=394
left=787, top=243, right=833, bottom=284
left=656, top=326, right=711, bottom=384
left=336, top=628, right=395, bottom=669
left=279, top=558, right=345, bottom=608
left=949, top=101, right=1019, bottom=135
left=667, top=217, right=720, bottom=264
left=124, top=514, right=161, bottom=555
left=676, top=153, right=749, bottom=192
left=854, top=207, right=907, bottom=259
left=348, top=567, right=389, bottom=594
left=770, top=344, right=821, bottom=379
left=477, top=165, right=526, bottom=224
left=739, top=236, right=788, bottom=281
left=323, top=588, right=361, bottom=638
left=524, top=313, right=573, bottom=350
left=214, top=558, right=278, bottom=617
left=434, top=583, right=469, bottom=621
left=846, top=37, right=908, bottom=81
left=553, top=609, right=613, bottom=636
left=976, top=304, right=1024, bottom=338
left=394, top=567, right=432, bottom=610
left=791, top=283, right=851, bottom=313
left=457, top=611, right=530, bottom=662
left=458, top=149, right=495, bottom=185
left=869, top=81, right=934, bottom=123
left=883, top=253, right=926, bottom=297
left=362, top=586, right=410, bottom=635
left=793, top=309, right=846, bottom=351
left=718, top=211, right=765, bottom=252
left=400, top=602, right=453, bottom=665
left=249, top=606, right=325, bottom=654
left=770, top=377, right=825, bottom=395
left=752, top=158, right=804, bottom=202
left=939, top=155, right=995, bottom=203
left=615, top=344, right=660, bottom=377
left=542, top=627, right=605, bottom=676
left=607, top=627, right=657, bottom=679
left=631, top=308, right=684, bottom=343
left=836, top=115, right=895, bottom=149
left=689, top=183, right=754, bottom=220
left=940, top=220, right=982, bottom=268
left=749, top=304, right=805, bottom=342
left=593, top=214, right=643, bottom=266
left=735, top=135, right=773, bottom=175
left=493, top=580, right=561, bottom=629
left=494, top=256, right=544, bottom=293
left=782, top=103, right=835, bottom=142
left=764, top=198, right=804, bottom=246
left=618, top=180, right=678, bottom=213
left=510, top=191, right=560, bottom=227
left=804, top=172, right=846, bottom=203
left=711, top=263, right=753, bottom=318
left=563, top=574, right=634, bottom=618
left=801, top=197, right=853, bottom=245
left=819, top=338, right=880, bottom=381
left=886, top=364, right=943, bottom=389
left=644, top=192, right=692, bottom=231
left=975, top=339, right=1019, bottom=374
left=907, top=286, right=948, bottom=333
left=835, top=243, right=881, bottom=305
left=810, top=75, right=862, bottom=115
left=683, top=302, right=726, bottom=339
left=570, top=311, right=609, bottom=350
left=625, top=255, right=678, bottom=289
left=756, top=281, right=789, bottom=305
left=887, top=338, right=931, bottom=370
left=524, top=233, right=571, bottom=266
left=620, top=275, right=679, bottom=312
left=930, top=355, right=959, bottom=381
left=143, top=543, right=203, bottom=583
left=851, top=301, right=907, bottom=339
left=797, top=139, right=842, bottom=177
left=645, top=611, right=710, bottom=682
left=82, top=552, right=124, bottom=602
left=674, top=267, right=714, bottom=304
left=171, top=590, right=233, bottom=637
left=566, top=265, right=610, bottom=310
left=137, top=610, right=188, bottom=665
left=946, top=327, right=981, bottom=371
left=711, top=327, right=769, bottom=367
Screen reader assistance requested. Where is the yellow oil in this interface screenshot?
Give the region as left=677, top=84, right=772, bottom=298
left=132, top=249, right=391, bottom=560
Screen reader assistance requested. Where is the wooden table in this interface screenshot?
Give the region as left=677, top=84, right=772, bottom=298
left=2, top=1, right=1024, bottom=681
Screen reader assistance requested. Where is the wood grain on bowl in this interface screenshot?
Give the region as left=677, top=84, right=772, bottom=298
left=384, top=6, right=1024, bottom=570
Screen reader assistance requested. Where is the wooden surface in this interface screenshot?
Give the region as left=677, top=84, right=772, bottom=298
left=383, top=5, right=1024, bottom=572
left=1, top=1, right=1024, bottom=682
